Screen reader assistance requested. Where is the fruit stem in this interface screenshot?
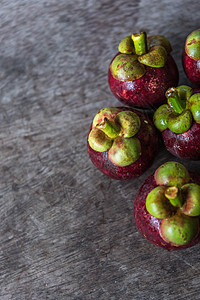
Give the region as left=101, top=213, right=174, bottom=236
left=131, top=32, right=147, bottom=56
left=165, top=88, right=185, bottom=114
left=165, top=187, right=183, bottom=208
left=96, top=118, right=120, bottom=139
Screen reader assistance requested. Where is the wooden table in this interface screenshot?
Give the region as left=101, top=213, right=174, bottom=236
left=1, top=1, right=200, bottom=299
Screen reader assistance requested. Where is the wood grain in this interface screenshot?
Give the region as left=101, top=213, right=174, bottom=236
left=0, top=1, right=200, bottom=299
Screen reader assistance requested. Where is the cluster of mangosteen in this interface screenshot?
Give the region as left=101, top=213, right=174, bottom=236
left=87, top=29, right=200, bottom=251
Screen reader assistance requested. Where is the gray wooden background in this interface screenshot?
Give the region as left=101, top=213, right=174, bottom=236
left=1, top=1, right=200, bottom=299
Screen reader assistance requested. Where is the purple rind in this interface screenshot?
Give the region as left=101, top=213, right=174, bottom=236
left=134, top=172, right=200, bottom=250
left=87, top=107, right=158, bottom=180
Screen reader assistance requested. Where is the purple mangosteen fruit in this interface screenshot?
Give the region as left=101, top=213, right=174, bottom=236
left=134, top=161, right=200, bottom=250
left=108, top=32, right=179, bottom=108
left=87, top=107, right=158, bottom=180
left=183, top=29, right=200, bottom=87
left=153, top=85, right=200, bottom=160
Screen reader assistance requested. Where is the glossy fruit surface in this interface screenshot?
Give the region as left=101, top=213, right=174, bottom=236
left=87, top=107, right=158, bottom=180
left=108, top=32, right=179, bottom=109
left=134, top=162, right=200, bottom=250
left=108, top=54, right=179, bottom=108
left=153, top=85, right=200, bottom=160
left=183, top=50, right=200, bottom=87
left=183, top=29, right=200, bottom=87
left=162, top=122, right=200, bottom=160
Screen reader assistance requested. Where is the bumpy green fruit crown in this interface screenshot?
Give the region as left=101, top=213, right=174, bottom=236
left=88, top=107, right=143, bottom=167
left=146, top=162, right=200, bottom=246
left=185, top=29, right=200, bottom=60
left=110, top=32, right=172, bottom=81
left=153, top=85, right=200, bottom=133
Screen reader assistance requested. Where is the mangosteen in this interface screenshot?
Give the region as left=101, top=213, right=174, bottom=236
left=108, top=32, right=179, bottom=109
left=134, top=161, right=200, bottom=250
left=153, top=85, right=200, bottom=160
left=183, top=29, right=200, bottom=87
left=87, top=107, right=158, bottom=180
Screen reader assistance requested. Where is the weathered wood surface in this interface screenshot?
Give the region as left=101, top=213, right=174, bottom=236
left=0, top=1, right=200, bottom=299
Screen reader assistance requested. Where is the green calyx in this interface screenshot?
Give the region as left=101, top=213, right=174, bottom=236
left=88, top=107, right=142, bottom=167
left=154, top=161, right=190, bottom=187
left=146, top=161, right=200, bottom=246
left=108, top=136, right=141, bottom=167
left=111, top=32, right=172, bottom=81
left=167, top=110, right=193, bottom=134
left=88, top=127, right=113, bottom=152
left=118, top=36, right=135, bottom=54
left=146, top=186, right=176, bottom=219
left=138, top=45, right=167, bottom=68
left=185, top=29, right=200, bottom=60
left=153, top=85, right=200, bottom=133
left=181, top=184, right=200, bottom=216
left=110, top=54, right=146, bottom=82
left=147, top=35, right=172, bottom=54
left=187, top=93, right=200, bottom=124
left=160, top=214, right=199, bottom=247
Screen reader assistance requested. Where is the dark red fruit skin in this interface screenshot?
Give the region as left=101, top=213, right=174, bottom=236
left=134, top=172, right=200, bottom=250
left=161, top=122, right=200, bottom=160
left=161, top=87, right=200, bottom=161
left=87, top=107, right=158, bottom=180
left=108, top=53, right=179, bottom=109
left=183, top=50, right=200, bottom=87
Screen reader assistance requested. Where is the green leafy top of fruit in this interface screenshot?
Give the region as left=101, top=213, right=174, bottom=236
left=185, top=29, right=200, bottom=60
left=88, top=107, right=142, bottom=167
left=110, top=32, right=172, bottom=81
left=153, top=85, right=200, bottom=134
left=146, top=161, right=200, bottom=246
